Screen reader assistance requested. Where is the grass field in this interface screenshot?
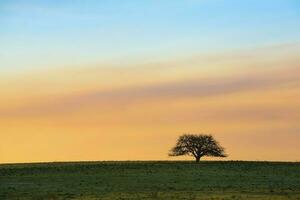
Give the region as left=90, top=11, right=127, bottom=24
left=0, top=161, right=300, bottom=200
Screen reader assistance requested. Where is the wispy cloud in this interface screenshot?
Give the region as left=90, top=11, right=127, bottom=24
left=1, top=62, right=299, bottom=117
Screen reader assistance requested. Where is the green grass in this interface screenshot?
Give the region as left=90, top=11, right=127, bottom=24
left=0, top=161, right=300, bottom=199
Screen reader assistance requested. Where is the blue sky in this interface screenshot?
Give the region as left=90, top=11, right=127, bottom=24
left=1, top=0, right=300, bottom=72
left=1, top=1, right=300, bottom=162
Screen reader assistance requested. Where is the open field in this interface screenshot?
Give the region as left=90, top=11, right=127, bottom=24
left=0, top=161, right=300, bottom=200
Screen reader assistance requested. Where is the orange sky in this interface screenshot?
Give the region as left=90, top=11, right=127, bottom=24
left=1, top=44, right=300, bottom=163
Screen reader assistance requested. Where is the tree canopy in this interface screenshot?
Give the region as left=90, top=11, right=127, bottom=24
left=169, top=134, right=227, bottom=162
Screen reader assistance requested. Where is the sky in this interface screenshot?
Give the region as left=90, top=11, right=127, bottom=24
left=0, top=0, right=300, bottom=163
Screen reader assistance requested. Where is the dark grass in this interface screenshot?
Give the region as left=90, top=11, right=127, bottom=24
left=0, top=161, right=300, bottom=199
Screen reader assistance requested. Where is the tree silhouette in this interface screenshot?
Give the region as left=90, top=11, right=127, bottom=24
left=169, top=134, right=227, bottom=162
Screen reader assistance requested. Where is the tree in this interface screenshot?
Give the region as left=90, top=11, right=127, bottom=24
left=169, top=134, right=227, bottom=162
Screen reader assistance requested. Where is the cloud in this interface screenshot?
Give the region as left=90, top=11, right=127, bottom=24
left=1, top=64, right=300, bottom=117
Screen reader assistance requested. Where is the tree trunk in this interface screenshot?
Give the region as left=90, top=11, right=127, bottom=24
left=195, top=156, right=201, bottom=163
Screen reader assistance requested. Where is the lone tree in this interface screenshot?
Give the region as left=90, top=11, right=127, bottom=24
left=169, top=134, right=227, bottom=162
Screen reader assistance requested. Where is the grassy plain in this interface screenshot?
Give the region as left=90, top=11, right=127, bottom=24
left=0, top=161, right=300, bottom=200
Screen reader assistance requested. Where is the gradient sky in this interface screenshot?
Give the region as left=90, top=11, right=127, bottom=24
left=1, top=0, right=300, bottom=163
